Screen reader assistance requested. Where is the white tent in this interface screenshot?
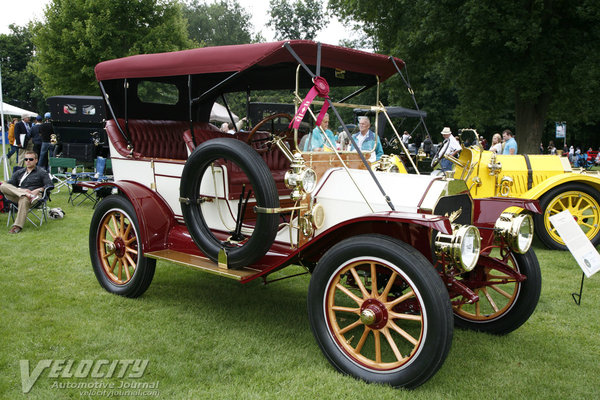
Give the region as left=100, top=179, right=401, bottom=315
left=210, top=102, right=238, bottom=123
left=1, top=101, right=38, bottom=117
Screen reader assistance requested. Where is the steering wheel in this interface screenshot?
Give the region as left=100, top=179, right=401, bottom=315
left=246, top=113, right=294, bottom=146
left=431, top=138, right=450, bottom=169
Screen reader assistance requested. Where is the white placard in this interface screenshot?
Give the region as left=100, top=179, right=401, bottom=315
left=549, top=210, right=600, bottom=277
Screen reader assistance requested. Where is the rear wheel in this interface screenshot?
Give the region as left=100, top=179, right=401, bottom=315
left=452, top=247, right=541, bottom=335
left=535, top=183, right=600, bottom=250
left=89, top=195, right=156, bottom=298
left=308, top=235, right=453, bottom=389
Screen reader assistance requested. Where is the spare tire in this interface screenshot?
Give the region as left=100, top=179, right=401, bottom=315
left=180, top=138, right=280, bottom=269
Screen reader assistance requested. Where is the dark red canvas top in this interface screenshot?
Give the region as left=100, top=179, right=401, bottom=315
left=95, top=40, right=404, bottom=82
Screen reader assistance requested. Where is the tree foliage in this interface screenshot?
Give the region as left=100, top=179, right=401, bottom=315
left=32, top=0, right=194, bottom=97
left=183, top=0, right=256, bottom=46
left=268, top=0, right=328, bottom=40
left=329, top=0, right=600, bottom=152
left=0, top=25, right=43, bottom=111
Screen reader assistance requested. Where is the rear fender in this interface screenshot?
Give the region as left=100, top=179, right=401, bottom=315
left=95, top=181, right=175, bottom=253
left=520, top=173, right=600, bottom=200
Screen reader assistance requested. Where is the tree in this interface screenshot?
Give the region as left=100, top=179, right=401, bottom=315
left=268, top=0, right=328, bottom=40
left=329, top=0, right=600, bottom=153
left=32, top=0, right=194, bottom=97
left=183, top=0, right=256, bottom=46
left=0, top=24, right=44, bottom=111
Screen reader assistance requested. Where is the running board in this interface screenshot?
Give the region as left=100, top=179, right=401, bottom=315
left=145, top=249, right=260, bottom=281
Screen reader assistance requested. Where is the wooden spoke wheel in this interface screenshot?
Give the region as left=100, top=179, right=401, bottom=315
left=325, top=259, right=426, bottom=370
left=98, top=209, right=139, bottom=285
left=543, top=190, right=600, bottom=246
left=308, top=235, right=453, bottom=389
left=452, top=247, right=541, bottom=335
left=90, top=195, right=155, bottom=298
left=534, top=183, right=600, bottom=250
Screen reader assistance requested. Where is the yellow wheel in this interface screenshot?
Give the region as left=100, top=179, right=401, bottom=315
left=308, top=235, right=453, bottom=388
left=90, top=195, right=155, bottom=297
left=535, top=183, right=600, bottom=250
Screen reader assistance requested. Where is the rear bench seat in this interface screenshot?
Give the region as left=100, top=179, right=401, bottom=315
left=105, top=118, right=290, bottom=198
left=105, top=118, right=221, bottom=160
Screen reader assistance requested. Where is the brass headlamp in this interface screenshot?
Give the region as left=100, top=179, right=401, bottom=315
left=435, top=224, right=481, bottom=272
left=285, top=152, right=317, bottom=201
left=494, top=212, right=534, bottom=254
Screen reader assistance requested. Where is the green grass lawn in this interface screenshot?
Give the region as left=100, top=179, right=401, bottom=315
left=1, top=188, right=599, bottom=399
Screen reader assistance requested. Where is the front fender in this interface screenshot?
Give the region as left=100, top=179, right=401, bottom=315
left=94, top=181, right=175, bottom=253
left=473, top=197, right=541, bottom=230
left=298, top=212, right=452, bottom=264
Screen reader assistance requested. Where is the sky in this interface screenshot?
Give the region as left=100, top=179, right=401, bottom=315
left=0, top=0, right=358, bottom=45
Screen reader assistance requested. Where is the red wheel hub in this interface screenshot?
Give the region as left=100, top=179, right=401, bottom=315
left=113, top=237, right=126, bottom=258
left=360, top=298, right=388, bottom=330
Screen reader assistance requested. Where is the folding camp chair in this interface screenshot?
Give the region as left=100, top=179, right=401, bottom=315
left=68, top=172, right=96, bottom=206
left=48, top=157, right=80, bottom=193
left=6, top=187, right=52, bottom=228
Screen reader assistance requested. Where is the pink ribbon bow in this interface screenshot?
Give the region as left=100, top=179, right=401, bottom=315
left=289, top=76, right=330, bottom=130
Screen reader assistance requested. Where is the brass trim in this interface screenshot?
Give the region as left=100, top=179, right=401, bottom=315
left=179, top=196, right=214, bottom=205
left=254, top=205, right=308, bottom=214
left=145, top=250, right=259, bottom=280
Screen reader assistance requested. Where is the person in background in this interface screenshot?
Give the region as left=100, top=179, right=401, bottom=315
left=351, top=116, right=383, bottom=161
left=14, top=114, right=32, bottom=167
left=539, top=142, right=544, bottom=154
left=401, top=130, right=411, bottom=146
left=439, top=127, right=461, bottom=172
left=304, top=113, right=337, bottom=152
left=569, top=145, right=575, bottom=163
left=38, top=112, right=55, bottom=171
left=502, top=129, right=517, bottom=155
left=490, top=133, right=502, bottom=154
left=548, top=140, right=556, bottom=155
left=0, top=150, right=53, bottom=234
left=30, top=115, right=43, bottom=158
left=479, top=135, right=488, bottom=150
left=5, top=117, right=19, bottom=164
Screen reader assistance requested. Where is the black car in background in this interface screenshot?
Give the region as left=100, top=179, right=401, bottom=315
left=46, top=95, right=108, bottom=161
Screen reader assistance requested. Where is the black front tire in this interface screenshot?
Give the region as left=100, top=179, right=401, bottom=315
left=453, top=248, right=541, bottom=335
left=89, top=195, right=156, bottom=298
left=307, top=235, right=453, bottom=389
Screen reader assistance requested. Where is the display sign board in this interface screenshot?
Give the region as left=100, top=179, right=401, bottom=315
left=549, top=210, right=600, bottom=277
left=555, top=122, right=566, bottom=139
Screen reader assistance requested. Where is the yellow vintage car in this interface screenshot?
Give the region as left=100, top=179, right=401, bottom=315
left=435, top=129, right=600, bottom=250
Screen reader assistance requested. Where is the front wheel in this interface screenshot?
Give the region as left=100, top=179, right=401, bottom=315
left=89, top=195, right=156, bottom=298
left=452, top=248, right=541, bottom=335
left=307, top=235, right=453, bottom=389
left=535, top=183, right=600, bottom=250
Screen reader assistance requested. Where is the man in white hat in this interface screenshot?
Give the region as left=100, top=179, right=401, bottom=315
left=439, top=127, right=461, bottom=172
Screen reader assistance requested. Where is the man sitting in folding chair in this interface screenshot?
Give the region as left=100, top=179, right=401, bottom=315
left=0, top=150, right=54, bottom=234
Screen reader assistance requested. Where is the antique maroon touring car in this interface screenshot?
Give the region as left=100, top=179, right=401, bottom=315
left=90, top=40, right=541, bottom=388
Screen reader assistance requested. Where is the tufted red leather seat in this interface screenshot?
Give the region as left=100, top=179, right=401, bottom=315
left=106, top=119, right=222, bottom=160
